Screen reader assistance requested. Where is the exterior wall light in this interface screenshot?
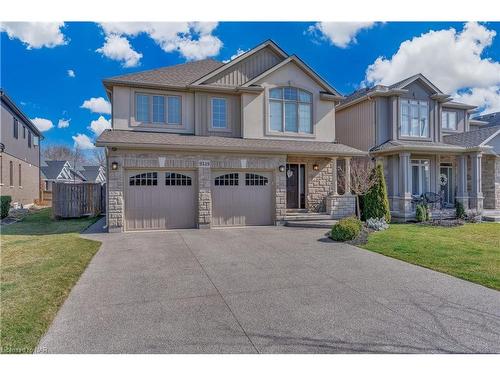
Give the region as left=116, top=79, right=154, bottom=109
left=313, top=164, right=319, bottom=171
left=278, top=165, right=286, bottom=172
left=111, top=161, right=119, bottom=170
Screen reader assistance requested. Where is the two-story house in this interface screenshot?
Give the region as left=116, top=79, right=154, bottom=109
left=96, top=40, right=365, bottom=232
left=336, top=74, right=491, bottom=221
left=0, top=90, right=42, bottom=207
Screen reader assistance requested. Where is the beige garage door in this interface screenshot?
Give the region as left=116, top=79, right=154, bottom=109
left=125, top=170, right=196, bottom=230
left=212, top=171, right=273, bottom=227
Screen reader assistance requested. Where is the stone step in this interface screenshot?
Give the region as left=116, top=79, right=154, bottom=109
left=285, top=219, right=337, bottom=229
left=482, top=215, right=500, bottom=222
left=284, top=214, right=332, bottom=221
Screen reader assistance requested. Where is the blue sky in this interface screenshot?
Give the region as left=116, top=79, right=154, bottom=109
left=2, top=21, right=500, bottom=151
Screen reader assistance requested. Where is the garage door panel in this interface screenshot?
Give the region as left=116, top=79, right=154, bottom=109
left=212, top=171, right=273, bottom=227
left=125, top=170, right=196, bottom=231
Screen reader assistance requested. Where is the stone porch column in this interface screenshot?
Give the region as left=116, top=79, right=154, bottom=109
left=197, top=160, right=212, bottom=228
left=456, top=154, right=469, bottom=209
left=398, top=152, right=412, bottom=217
left=469, top=152, right=484, bottom=212
left=331, top=157, right=338, bottom=195
left=344, top=157, right=352, bottom=195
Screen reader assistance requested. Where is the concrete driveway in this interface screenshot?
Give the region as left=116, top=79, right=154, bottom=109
left=36, top=222, right=500, bottom=353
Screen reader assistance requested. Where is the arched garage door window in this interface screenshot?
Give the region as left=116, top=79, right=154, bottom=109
left=129, top=172, right=158, bottom=186
left=165, top=172, right=192, bottom=186
left=245, top=173, right=268, bottom=186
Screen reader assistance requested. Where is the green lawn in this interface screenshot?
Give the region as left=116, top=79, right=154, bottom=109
left=0, top=208, right=101, bottom=353
left=362, top=223, right=500, bottom=290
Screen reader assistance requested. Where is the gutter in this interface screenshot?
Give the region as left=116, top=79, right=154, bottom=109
left=336, top=88, right=408, bottom=111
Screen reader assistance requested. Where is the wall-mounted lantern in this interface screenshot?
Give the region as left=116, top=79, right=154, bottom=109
left=278, top=165, right=286, bottom=173
left=312, top=164, right=319, bottom=171
left=111, top=161, right=119, bottom=170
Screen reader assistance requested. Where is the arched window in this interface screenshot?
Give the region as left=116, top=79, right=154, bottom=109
left=269, top=87, right=312, bottom=134
left=129, top=172, right=158, bottom=186
left=165, top=172, right=192, bottom=186
left=214, top=173, right=239, bottom=186
left=245, top=173, right=268, bottom=186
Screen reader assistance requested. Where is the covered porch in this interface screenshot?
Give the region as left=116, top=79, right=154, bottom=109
left=284, top=155, right=359, bottom=220
left=372, top=141, right=486, bottom=221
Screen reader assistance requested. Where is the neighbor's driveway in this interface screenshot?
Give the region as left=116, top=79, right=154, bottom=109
left=36, top=223, right=500, bottom=353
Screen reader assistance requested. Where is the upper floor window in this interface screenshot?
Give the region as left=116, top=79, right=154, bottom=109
left=442, top=111, right=457, bottom=131
left=28, top=132, right=32, bottom=148
left=136, top=93, right=182, bottom=125
left=211, top=98, right=227, bottom=129
left=23, top=126, right=26, bottom=139
left=269, top=87, right=312, bottom=134
left=33, top=135, right=39, bottom=147
left=400, top=99, right=429, bottom=138
left=13, top=118, right=18, bottom=139
left=136, top=94, right=150, bottom=122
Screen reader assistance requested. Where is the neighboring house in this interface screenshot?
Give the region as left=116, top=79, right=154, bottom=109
left=41, top=160, right=85, bottom=191
left=471, top=111, right=500, bottom=130
left=444, top=125, right=500, bottom=210
left=0, top=89, right=42, bottom=206
left=336, top=74, right=489, bottom=221
left=79, top=165, right=106, bottom=184
left=96, top=40, right=365, bottom=232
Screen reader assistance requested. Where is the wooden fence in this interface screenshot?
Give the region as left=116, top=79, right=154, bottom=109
left=52, top=182, right=106, bottom=219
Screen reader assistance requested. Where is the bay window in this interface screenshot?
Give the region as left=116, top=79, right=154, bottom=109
left=135, top=93, right=181, bottom=125
left=400, top=99, right=429, bottom=138
left=269, top=87, right=312, bottom=134
left=442, top=110, right=457, bottom=130
left=411, top=159, right=430, bottom=196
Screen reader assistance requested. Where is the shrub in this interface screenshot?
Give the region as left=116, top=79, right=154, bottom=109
left=366, top=217, right=389, bottom=231
left=363, top=163, right=391, bottom=223
left=415, top=204, right=429, bottom=222
left=331, top=216, right=362, bottom=241
left=1, top=195, right=12, bottom=219
left=455, top=200, right=466, bottom=219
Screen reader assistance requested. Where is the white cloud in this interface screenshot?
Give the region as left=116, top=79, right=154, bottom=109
left=96, top=34, right=143, bottom=68
left=0, top=22, right=67, bottom=49
left=67, top=69, right=75, bottom=78
left=455, top=86, right=500, bottom=114
left=89, top=116, right=111, bottom=136
left=57, top=118, right=70, bottom=128
left=30, top=117, right=54, bottom=132
left=364, top=22, right=500, bottom=115
left=72, top=134, right=95, bottom=150
left=97, top=22, right=223, bottom=62
left=307, top=22, right=376, bottom=48
left=80, top=97, right=111, bottom=115
left=223, top=48, right=249, bottom=63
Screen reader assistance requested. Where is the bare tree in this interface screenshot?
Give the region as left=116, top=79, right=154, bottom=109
left=91, top=148, right=106, bottom=166
left=338, top=158, right=377, bottom=219
left=42, top=145, right=88, bottom=166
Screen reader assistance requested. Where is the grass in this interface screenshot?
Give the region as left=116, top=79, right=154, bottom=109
left=362, top=223, right=500, bottom=290
left=0, top=208, right=101, bottom=353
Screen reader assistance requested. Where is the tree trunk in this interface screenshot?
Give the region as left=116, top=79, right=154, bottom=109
left=356, top=195, right=361, bottom=219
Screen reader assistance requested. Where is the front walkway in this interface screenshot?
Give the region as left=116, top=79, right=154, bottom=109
left=36, top=224, right=500, bottom=353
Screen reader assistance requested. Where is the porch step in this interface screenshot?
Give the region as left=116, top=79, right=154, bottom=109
left=285, top=219, right=337, bottom=229
left=482, top=215, right=500, bottom=222
left=284, top=213, right=332, bottom=221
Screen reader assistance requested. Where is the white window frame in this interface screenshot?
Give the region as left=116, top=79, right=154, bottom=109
left=268, top=87, right=313, bottom=135
left=442, top=110, right=457, bottom=131
left=400, top=99, right=429, bottom=138
left=135, top=93, right=182, bottom=126
left=211, top=97, right=228, bottom=130
left=411, top=159, right=430, bottom=196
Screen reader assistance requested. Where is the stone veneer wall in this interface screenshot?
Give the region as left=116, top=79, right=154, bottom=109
left=287, top=156, right=334, bottom=212
left=482, top=155, right=500, bottom=209
left=326, top=194, right=356, bottom=219
left=106, top=149, right=286, bottom=232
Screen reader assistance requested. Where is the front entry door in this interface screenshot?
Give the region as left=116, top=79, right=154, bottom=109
left=440, top=164, right=454, bottom=207
left=286, top=164, right=305, bottom=209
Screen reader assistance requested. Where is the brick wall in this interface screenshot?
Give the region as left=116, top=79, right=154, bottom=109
left=482, top=155, right=500, bottom=209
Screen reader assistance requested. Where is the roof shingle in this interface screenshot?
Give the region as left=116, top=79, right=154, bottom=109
left=443, top=125, right=500, bottom=147
left=96, top=130, right=366, bottom=156
left=103, top=59, right=224, bottom=88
